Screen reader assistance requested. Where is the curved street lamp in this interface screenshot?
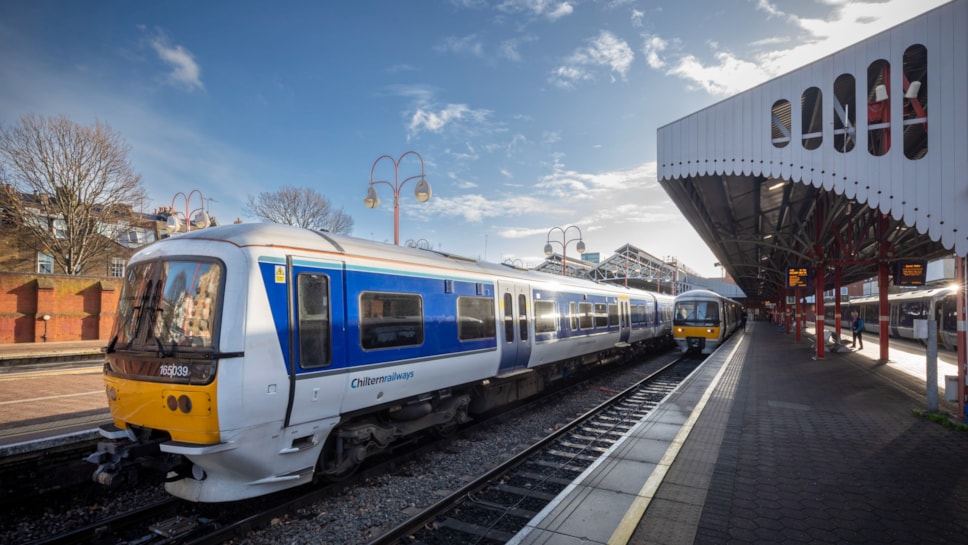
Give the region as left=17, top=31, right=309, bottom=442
left=544, top=225, right=586, bottom=277
left=167, top=189, right=211, bottom=234
left=364, top=151, right=432, bottom=245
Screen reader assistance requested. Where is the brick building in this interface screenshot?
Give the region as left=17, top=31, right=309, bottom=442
left=0, top=199, right=219, bottom=344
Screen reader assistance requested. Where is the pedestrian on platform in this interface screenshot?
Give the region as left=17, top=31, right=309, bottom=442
left=850, top=310, right=864, bottom=349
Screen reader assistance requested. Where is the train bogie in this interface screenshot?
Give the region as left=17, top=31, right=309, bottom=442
left=89, top=224, right=677, bottom=502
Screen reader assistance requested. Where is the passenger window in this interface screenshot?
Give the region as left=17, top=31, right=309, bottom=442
left=360, top=292, right=424, bottom=349
left=579, top=302, right=593, bottom=329
left=298, top=273, right=331, bottom=368
left=518, top=294, right=529, bottom=341
left=570, top=301, right=578, bottom=330
left=594, top=303, right=607, bottom=328
left=608, top=304, right=619, bottom=327
left=457, top=296, right=496, bottom=341
left=535, top=301, right=557, bottom=333
left=504, top=293, right=514, bottom=343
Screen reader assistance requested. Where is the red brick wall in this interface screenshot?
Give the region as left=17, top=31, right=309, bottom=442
left=0, top=273, right=119, bottom=344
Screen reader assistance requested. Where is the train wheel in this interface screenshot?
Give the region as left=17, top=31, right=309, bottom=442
left=314, top=437, right=362, bottom=483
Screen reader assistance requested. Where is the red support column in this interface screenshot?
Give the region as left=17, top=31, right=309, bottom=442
left=816, top=264, right=826, bottom=358
left=834, top=268, right=843, bottom=338
left=878, top=215, right=890, bottom=362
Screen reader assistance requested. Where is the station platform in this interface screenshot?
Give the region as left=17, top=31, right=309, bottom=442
left=510, top=321, right=968, bottom=545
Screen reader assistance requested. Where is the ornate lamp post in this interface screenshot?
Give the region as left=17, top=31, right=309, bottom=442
left=544, top=225, right=586, bottom=277
left=364, top=151, right=432, bottom=245
left=166, top=190, right=211, bottom=234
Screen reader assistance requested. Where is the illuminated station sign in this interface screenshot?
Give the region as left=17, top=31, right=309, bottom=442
left=894, top=259, right=927, bottom=286
left=786, top=266, right=812, bottom=289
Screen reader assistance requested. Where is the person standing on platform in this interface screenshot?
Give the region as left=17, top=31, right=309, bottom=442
left=850, top=310, right=864, bottom=349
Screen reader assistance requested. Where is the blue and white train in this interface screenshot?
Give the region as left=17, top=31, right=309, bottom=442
left=88, top=223, right=674, bottom=502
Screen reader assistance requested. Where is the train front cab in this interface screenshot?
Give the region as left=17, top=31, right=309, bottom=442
left=673, top=294, right=725, bottom=355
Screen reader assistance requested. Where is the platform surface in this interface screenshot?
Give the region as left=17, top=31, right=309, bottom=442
left=511, top=321, right=968, bottom=544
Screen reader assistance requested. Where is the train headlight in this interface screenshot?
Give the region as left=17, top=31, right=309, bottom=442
left=707, top=328, right=715, bottom=334
left=167, top=395, right=178, bottom=411
left=106, top=386, right=117, bottom=401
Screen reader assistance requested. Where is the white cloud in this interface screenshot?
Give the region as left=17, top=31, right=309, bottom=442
left=436, top=34, right=485, bottom=58
left=408, top=103, right=492, bottom=138
left=651, top=0, right=947, bottom=97
left=631, top=9, right=645, bottom=28
left=643, top=34, right=667, bottom=69
left=147, top=32, right=204, bottom=92
left=420, top=193, right=545, bottom=222
left=550, top=30, right=634, bottom=88
left=496, top=0, right=575, bottom=21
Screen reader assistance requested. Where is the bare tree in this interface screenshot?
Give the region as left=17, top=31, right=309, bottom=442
left=0, top=114, right=145, bottom=275
left=244, top=186, right=354, bottom=234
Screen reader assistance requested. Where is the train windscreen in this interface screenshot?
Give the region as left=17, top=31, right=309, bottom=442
left=674, top=300, right=721, bottom=325
left=111, top=259, right=224, bottom=352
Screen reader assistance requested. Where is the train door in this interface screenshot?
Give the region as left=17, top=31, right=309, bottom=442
left=497, top=281, right=532, bottom=372
left=285, top=258, right=347, bottom=427
left=619, top=297, right=631, bottom=344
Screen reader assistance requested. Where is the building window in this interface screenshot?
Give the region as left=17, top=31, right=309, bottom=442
left=833, top=73, right=856, bottom=153
left=867, top=59, right=891, bottom=156
left=110, top=257, right=126, bottom=278
left=37, top=252, right=53, bottom=274
left=801, top=87, right=823, bottom=150
left=771, top=99, right=791, bottom=148
left=903, top=44, right=927, bottom=160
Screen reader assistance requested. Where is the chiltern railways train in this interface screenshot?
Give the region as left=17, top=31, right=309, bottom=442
left=86, top=223, right=674, bottom=502
left=672, top=289, right=743, bottom=355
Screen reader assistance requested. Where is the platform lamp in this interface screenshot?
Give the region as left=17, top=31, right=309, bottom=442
left=364, top=151, right=432, bottom=246
left=41, top=314, right=50, bottom=342
left=544, top=226, right=586, bottom=277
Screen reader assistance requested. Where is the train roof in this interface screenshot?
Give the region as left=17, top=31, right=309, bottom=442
left=146, top=223, right=673, bottom=301
left=841, top=285, right=959, bottom=305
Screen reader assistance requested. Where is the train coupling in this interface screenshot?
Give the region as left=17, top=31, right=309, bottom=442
left=85, top=424, right=182, bottom=487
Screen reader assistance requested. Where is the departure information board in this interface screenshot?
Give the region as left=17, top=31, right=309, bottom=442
left=786, top=266, right=812, bottom=289
left=894, top=259, right=927, bottom=286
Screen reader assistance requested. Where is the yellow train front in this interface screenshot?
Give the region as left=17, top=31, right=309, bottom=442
left=672, top=289, right=742, bottom=355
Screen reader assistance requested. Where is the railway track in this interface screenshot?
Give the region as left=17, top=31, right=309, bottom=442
left=367, top=355, right=701, bottom=545
left=7, top=348, right=688, bottom=545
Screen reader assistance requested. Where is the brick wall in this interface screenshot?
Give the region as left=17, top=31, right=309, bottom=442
left=0, top=272, right=119, bottom=344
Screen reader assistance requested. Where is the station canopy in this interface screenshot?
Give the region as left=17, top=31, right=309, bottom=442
left=657, top=1, right=967, bottom=303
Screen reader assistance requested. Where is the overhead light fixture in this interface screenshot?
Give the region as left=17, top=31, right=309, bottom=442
left=763, top=234, right=773, bottom=240
left=874, top=84, right=888, bottom=102
left=768, top=181, right=786, bottom=191
left=905, top=81, right=921, bottom=99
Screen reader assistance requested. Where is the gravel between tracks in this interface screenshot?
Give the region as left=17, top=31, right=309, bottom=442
left=232, top=353, right=676, bottom=545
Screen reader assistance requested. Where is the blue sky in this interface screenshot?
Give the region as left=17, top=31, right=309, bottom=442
left=0, top=0, right=948, bottom=277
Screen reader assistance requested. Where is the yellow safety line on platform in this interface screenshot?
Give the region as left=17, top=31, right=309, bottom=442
left=0, top=391, right=104, bottom=405
left=608, top=339, right=743, bottom=545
